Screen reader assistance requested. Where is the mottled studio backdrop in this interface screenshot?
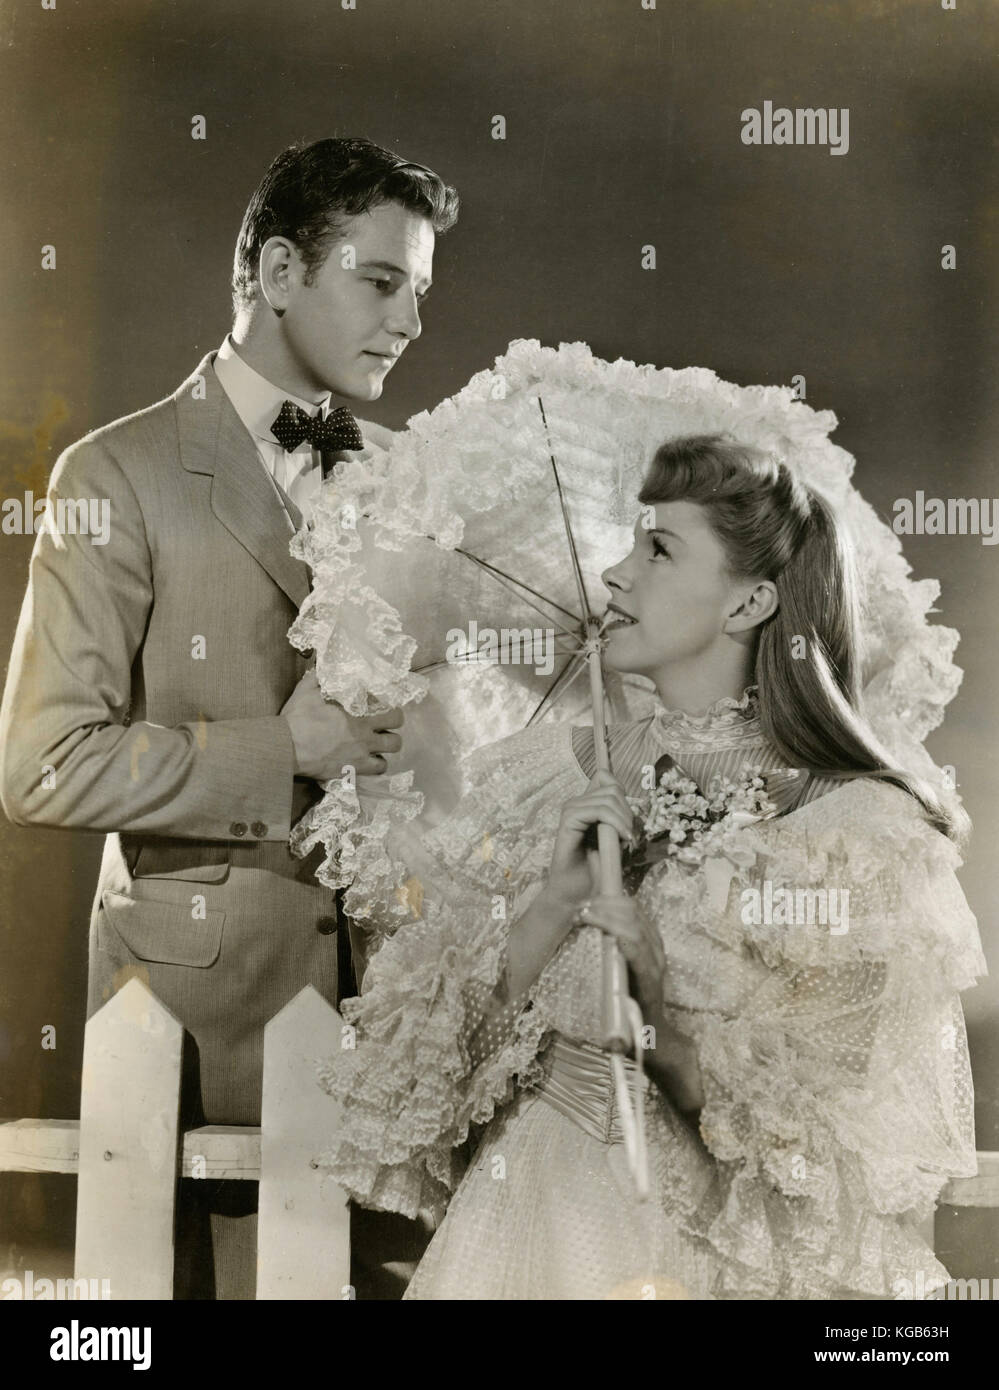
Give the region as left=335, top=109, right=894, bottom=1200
left=1, top=0, right=996, bottom=1268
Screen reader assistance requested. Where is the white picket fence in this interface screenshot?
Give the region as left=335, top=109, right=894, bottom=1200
left=2, top=977, right=997, bottom=1299
left=0, top=978, right=350, bottom=1299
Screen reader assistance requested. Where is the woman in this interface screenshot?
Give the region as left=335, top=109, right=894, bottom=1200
left=319, top=435, right=985, bottom=1300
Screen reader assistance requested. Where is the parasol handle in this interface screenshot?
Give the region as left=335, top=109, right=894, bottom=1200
left=584, top=624, right=632, bottom=1054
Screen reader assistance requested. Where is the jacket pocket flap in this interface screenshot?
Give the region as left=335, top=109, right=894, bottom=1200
left=130, top=839, right=231, bottom=882
left=100, top=889, right=225, bottom=967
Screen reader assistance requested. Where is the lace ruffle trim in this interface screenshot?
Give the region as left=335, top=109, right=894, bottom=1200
left=650, top=684, right=764, bottom=750
left=314, top=879, right=551, bottom=1222
left=673, top=1007, right=974, bottom=1299
left=731, top=780, right=987, bottom=988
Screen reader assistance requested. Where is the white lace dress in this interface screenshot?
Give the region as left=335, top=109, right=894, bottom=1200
left=318, top=691, right=986, bottom=1300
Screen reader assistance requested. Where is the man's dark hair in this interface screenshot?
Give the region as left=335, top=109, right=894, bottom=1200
left=232, top=136, right=460, bottom=313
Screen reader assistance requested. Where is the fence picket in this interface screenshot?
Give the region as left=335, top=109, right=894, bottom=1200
left=73, top=978, right=182, bottom=1300
left=256, top=986, right=351, bottom=1299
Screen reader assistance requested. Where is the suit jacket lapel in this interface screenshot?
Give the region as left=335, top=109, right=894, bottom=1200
left=173, top=353, right=311, bottom=609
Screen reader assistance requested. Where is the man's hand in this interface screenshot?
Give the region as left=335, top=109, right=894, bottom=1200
left=280, top=670, right=403, bottom=780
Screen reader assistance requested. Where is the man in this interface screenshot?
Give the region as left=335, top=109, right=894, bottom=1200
left=0, top=137, right=459, bottom=1298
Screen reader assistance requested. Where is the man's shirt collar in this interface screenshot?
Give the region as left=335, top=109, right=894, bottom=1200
left=214, top=334, right=332, bottom=446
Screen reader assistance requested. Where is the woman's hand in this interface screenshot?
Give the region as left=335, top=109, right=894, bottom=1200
left=576, top=893, right=666, bottom=1017
left=546, top=771, right=637, bottom=909
left=576, top=893, right=704, bottom=1114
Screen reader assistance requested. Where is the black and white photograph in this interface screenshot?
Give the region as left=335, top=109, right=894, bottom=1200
left=0, top=0, right=996, bottom=1348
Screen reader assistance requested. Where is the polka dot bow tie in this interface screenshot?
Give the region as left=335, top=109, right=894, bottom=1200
left=270, top=399, right=365, bottom=454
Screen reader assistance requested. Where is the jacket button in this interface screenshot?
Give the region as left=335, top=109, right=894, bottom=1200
left=316, top=916, right=337, bottom=935
left=250, top=821, right=268, bottom=837
left=230, top=821, right=248, bottom=837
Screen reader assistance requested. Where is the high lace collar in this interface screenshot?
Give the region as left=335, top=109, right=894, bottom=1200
left=649, top=684, right=764, bottom=752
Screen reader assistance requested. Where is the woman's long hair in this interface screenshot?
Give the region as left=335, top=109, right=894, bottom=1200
left=637, top=434, right=967, bottom=844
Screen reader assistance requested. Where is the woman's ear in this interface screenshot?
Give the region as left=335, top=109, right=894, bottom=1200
left=724, top=579, right=779, bottom=633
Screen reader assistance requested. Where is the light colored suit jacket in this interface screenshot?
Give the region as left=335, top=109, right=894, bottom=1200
left=0, top=352, right=381, bottom=1125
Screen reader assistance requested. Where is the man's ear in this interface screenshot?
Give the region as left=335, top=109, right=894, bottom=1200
left=258, top=236, right=301, bottom=313
left=724, top=579, right=779, bottom=633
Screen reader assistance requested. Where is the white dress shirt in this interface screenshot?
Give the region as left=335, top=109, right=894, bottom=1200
left=212, top=334, right=331, bottom=528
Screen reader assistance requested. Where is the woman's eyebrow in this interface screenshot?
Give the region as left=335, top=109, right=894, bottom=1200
left=647, top=527, right=686, bottom=546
